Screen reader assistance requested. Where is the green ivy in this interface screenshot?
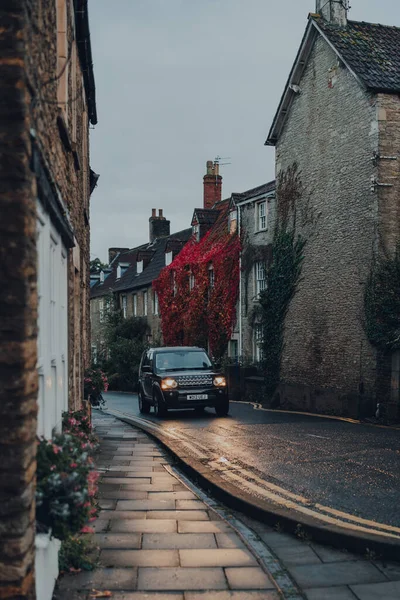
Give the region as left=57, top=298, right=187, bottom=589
left=364, top=248, right=400, bottom=352
left=259, top=228, right=305, bottom=397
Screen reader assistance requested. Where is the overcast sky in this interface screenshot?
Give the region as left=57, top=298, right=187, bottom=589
left=89, top=0, right=400, bottom=262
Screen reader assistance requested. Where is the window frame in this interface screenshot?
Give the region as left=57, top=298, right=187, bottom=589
left=255, top=261, right=267, bottom=297
left=257, top=200, right=267, bottom=232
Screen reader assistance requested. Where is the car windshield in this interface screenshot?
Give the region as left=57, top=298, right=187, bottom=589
left=155, top=351, right=212, bottom=372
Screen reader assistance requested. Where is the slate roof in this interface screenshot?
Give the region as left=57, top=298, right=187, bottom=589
left=314, top=17, right=400, bottom=92
left=235, top=181, right=276, bottom=202
left=192, top=209, right=220, bottom=226
left=90, top=248, right=144, bottom=299
left=113, top=228, right=192, bottom=293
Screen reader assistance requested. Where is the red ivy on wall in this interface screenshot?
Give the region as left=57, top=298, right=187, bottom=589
left=153, top=206, right=240, bottom=358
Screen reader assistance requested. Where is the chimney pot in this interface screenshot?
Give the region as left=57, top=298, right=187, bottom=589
left=316, top=0, right=348, bottom=25
left=159, top=209, right=164, bottom=218
left=206, top=160, right=214, bottom=175
left=151, top=208, right=156, bottom=217
left=203, top=159, right=222, bottom=209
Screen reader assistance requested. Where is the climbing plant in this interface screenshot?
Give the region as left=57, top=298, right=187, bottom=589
left=364, top=247, right=400, bottom=352
left=154, top=206, right=241, bottom=359
left=257, top=163, right=306, bottom=397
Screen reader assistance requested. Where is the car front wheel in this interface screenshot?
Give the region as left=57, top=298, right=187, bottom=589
left=138, top=389, right=151, bottom=414
left=154, top=391, right=168, bottom=418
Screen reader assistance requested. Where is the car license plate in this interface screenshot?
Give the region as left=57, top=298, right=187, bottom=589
left=187, top=394, right=208, bottom=400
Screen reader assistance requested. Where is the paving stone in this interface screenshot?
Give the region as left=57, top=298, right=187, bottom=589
left=225, top=567, right=274, bottom=590
left=104, top=467, right=157, bottom=473
left=274, top=544, right=322, bottom=566
left=305, top=587, right=358, bottom=600
left=103, top=478, right=151, bottom=485
left=90, top=519, right=110, bottom=533
left=350, top=581, right=400, bottom=600
left=142, top=533, right=217, bottom=550
left=110, top=519, right=177, bottom=533
left=94, top=533, right=141, bottom=549
left=110, top=594, right=183, bottom=600
left=116, top=499, right=176, bottom=511
left=137, top=567, right=227, bottom=591
left=148, top=510, right=208, bottom=520
left=374, top=560, right=400, bottom=581
left=148, top=491, right=197, bottom=500
left=151, top=476, right=177, bottom=484
left=178, top=521, right=232, bottom=534
left=99, top=491, right=149, bottom=500
left=122, top=484, right=175, bottom=492
left=215, top=533, right=246, bottom=549
left=109, top=460, right=131, bottom=466
left=101, top=549, right=179, bottom=567
left=153, top=466, right=167, bottom=472
left=103, top=511, right=147, bottom=520
left=108, top=464, right=158, bottom=470
left=180, top=548, right=257, bottom=568
left=53, top=588, right=88, bottom=600
left=259, top=531, right=306, bottom=550
left=186, top=592, right=280, bottom=600
left=311, top=544, right=358, bottom=563
left=58, top=568, right=138, bottom=590
left=175, top=500, right=207, bottom=510
left=290, top=561, right=386, bottom=588
left=99, top=499, right=117, bottom=510
left=173, top=484, right=187, bottom=491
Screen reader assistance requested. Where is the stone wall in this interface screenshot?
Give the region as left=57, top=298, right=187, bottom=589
left=275, top=35, right=379, bottom=413
left=0, top=0, right=94, bottom=595
left=0, top=2, right=37, bottom=597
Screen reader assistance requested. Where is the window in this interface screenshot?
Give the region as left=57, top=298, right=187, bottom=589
left=208, top=265, right=215, bottom=288
left=229, top=340, right=238, bottom=360
left=153, top=291, right=159, bottom=315
left=116, top=265, right=121, bottom=279
left=171, top=271, right=177, bottom=296
left=189, top=273, right=195, bottom=291
left=254, top=324, right=264, bottom=362
left=257, top=201, right=267, bottom=231
left=136, top=260, right=143, bottom=274
left=165, top=251, right=173, bottom=266
left=91, top=344, right=98, bottom=365
left=229, top=209, right=238, bottom=234
left=133, top=294, right=138, bottom=316
left=255, top=261, right=266, bottom=297
left=193, top=224, right=200, bottom=241
left=100, top=271, right=104, bottom=283
left=143, top=291, right=148, bottom=316
left=99, top=299, right=104, bottom=323
left=121, top=295, right=127, bottom=319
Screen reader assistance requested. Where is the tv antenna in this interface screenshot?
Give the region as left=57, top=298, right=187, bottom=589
left=215, top=155, right=232, bottom=167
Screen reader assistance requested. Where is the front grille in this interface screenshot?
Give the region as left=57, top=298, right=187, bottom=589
left=176, top=374, right=213, bottom=387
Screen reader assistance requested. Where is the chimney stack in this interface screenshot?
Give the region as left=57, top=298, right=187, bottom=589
left=316, top=0, right=348, bottom=26
left=149, top=209, right=170, bottom=242
left=203, top=160, right=222, bottom=209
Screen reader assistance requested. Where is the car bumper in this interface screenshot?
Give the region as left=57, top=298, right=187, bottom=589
left=161, top=387, right=227, bottom=409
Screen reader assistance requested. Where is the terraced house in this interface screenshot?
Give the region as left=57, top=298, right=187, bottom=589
left=0, top=0, right=97, bottom=597
left=266, top=0, right=400, bottom=419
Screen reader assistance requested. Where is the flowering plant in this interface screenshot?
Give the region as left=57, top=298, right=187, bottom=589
left=154, top=203, right=240, bottom=358
left=36, top=424, right=99, bottom=540
left=62, top=410, right=99, bottom=448
left=84, top=368, right=108, bottom=403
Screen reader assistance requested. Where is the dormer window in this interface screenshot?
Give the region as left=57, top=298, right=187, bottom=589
left=116, top=265, right=121, bottom=279
left=189, top=273, right=195, bottom=291
left=100, top=270, right=105, bottom=283
left=136, top=260, right=143, bottom=274
left=229, top=209, right=238, bottom=234
left=165, top=251, right=173, bottom=266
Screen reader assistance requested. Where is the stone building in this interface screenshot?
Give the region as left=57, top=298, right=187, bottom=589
left=90, top=212, right=191, bottom=360
left=0, top=0, right=96, bottom=597
left=236, top=182, right=276, bottom=361
left=266, top=0, right=400, bottom=417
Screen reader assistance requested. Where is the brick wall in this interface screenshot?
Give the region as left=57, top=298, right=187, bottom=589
left=275, top=35, right=379, bottom=413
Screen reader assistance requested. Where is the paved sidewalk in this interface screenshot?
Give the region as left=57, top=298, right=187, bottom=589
left=55, top=413, right=280, bottom=599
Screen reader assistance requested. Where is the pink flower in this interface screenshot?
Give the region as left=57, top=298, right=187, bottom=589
left=50, top=465, right=56, bottom=471
left=89, top=517, right=97, bottom=522
left=80, top=525, right=94, bottom=533
left=70, top=462, right=78, bottom=468
left=52, top=445, right=61, bottom=454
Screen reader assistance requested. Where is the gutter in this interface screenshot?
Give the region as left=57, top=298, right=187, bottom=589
left=75, top=0, right=97, bottom=125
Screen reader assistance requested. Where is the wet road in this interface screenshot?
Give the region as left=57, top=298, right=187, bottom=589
left=104, top=391, right=400, bottom=528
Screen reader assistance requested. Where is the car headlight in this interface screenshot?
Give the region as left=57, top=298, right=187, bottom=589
left=161, top=378, right=178, bottom=390
left=213, top=376, right=227, bottom=387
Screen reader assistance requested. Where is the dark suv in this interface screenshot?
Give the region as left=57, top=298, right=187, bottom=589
left=138, top=346, right=229, bottom=417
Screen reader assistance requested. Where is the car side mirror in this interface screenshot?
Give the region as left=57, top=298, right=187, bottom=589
left=141, top=365, right=151, bottom=373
